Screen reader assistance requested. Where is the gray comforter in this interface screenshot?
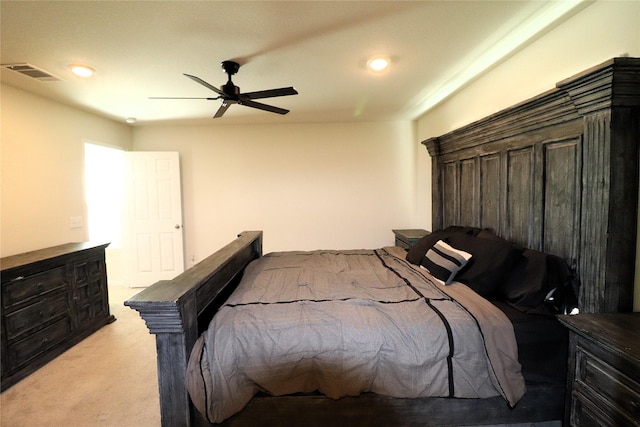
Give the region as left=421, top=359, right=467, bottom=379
left=187, top=247, right=525, bottom=424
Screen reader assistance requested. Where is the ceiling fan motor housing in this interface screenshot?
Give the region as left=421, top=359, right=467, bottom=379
left=222, top=83, right=240, bottom=97
left=221, top=60, right=240, bottom=75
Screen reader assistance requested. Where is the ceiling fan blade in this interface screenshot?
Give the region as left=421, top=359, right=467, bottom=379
left=213, top=101, right=232, bottom=118
left=240, top=99, right=290, bottom=115
left=149, top=97, right=220, bottom=100
left=184, top=73, right=225, bottom=96
left=240, top=87, right=298, bottom=100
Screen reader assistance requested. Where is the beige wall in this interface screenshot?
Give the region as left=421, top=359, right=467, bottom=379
left=1, top=84, right=132, bottom=257
left=1, top=83, right=424, bottom=285
left=416, top=0, right=640, bottom=310
left=132, top=121, right=423, bottom=263
left=417, top=0, right=640, bottom=139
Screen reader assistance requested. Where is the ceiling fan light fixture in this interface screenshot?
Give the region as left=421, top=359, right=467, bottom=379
left=69, top=64, right=95, bottom=78
left=367, top=56, right=390, bottom=72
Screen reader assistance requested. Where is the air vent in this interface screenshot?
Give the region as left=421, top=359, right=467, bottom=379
left=2, top=63, right=61, bottom=81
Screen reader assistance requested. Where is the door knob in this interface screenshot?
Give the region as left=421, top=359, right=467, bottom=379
left=175, top=224, right=181, bottom=229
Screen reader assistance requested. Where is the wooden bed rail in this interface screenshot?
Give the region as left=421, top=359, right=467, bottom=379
left=125, top=231, right=263, bottom=427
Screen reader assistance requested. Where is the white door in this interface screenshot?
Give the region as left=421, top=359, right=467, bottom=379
left=123, top=151, right=184, bottom=287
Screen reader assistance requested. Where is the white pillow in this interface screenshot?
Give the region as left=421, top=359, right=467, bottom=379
left=421, top=240, right=472, bottom=285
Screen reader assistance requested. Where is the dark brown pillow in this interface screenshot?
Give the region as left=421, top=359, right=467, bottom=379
left=448, top=233, right=523, bottom=297
left=406, top=230, right=452, bottom=265
left=501, top=249, right=571, bottom=310
left=476, top=228, right=523, bottom=251
left=406, top=226, right=481, bottom=265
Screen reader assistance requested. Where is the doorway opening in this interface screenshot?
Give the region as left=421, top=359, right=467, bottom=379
left=84, top=142, right=126, bottom=285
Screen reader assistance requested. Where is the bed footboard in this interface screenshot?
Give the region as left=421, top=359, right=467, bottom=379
left=125, top=231, right=263, bottom=427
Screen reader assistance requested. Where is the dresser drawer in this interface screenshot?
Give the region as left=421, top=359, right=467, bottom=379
left=75, top=275, right=105, bottom=302
left=75, top=295, right=107, bottom=325
left=574, top=342, right=640, bottom=425
left=73, top=258, right=103, bottom=281
left=393, top=229, right=429, bottom=250
left=571, top=390, right=622, bottom=427
left=558, top=314, right=640, bottom=427
left=7, top=317, right=73, bottom=371
left=4, top=292, right=72, bottom=340
left=1, top=243, right=112, bottom=390
left=2, top=266, right=67, bottom=309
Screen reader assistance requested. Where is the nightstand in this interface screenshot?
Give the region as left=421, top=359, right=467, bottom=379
left=557, top=313, right=640, bottom=426
left=392, top=229, right=429, bottom=250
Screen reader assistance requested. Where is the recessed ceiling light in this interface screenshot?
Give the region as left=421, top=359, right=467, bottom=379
left=367, top=56, right=390, bottom=72
left=126, top=117, right=137, bottom=124
left=69, top=64, right=95, bottom=78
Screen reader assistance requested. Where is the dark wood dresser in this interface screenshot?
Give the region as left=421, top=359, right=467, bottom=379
left=392, top=229, right=429, bottom=250
left=558, top=313, right=640, bottom=426
left=1, top=242, right=115, bottom=390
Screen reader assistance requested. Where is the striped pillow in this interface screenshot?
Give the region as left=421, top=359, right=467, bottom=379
left=421, top=240, right=472, bottom=285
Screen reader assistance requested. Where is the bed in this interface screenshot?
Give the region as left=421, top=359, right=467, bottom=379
left=125, top=57, right=640, bottom=427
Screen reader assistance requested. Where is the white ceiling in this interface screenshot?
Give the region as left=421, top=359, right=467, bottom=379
left=1, top=1, right=586, bottom=126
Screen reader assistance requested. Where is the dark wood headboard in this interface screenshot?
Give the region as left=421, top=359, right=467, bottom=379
left=423, top=57, right=640, bottom=314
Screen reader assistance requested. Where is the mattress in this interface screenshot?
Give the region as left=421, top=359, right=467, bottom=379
left=186, top=247, right=526, bottom=424
left=492, top=301, right=568, bottom=385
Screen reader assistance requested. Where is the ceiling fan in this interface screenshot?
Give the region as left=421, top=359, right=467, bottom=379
left=151, top=60, right=298, bottom=118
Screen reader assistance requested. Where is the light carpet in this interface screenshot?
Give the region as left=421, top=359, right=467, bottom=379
left=1, top=286, right=160, bottom=427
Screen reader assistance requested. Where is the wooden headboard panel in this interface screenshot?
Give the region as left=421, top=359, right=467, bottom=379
left=423, top=57, right=640, bottom=314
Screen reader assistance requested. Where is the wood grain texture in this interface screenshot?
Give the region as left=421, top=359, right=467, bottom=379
left=424, top=57, right=640, bottom=313
left=212, top=387, right=565, bottom=427
left=558, top=313, right=640, bottom=426
left=125, top=231, right=262, bottom=427
left=392, top=229, right=429, bottom=249
left=1, top=242, right=114, bottom=391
